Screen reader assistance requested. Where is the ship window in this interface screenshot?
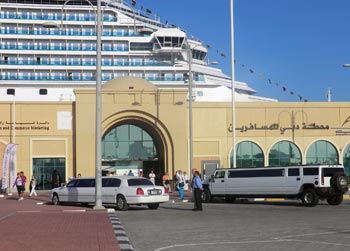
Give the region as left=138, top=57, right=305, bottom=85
left=7, top=89, right=15, bottom=95
left=39, top=89, right=47, bottom=95
left=130, top=42, right=152, bottom=51
left=68, top=72, right=72, bottom=80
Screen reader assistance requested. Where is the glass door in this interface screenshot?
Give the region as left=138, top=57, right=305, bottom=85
left=32, top=158, right=66, bottom=190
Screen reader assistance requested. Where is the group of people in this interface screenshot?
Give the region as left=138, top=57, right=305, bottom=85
left=12, top=171, right=37, bottom=200
left=162, top=168, right=203, bottom=211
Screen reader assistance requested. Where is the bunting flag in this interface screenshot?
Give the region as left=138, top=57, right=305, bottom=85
left=233, top=59, right=307, bottom=101
left=130, top=0, right=307, bottom=102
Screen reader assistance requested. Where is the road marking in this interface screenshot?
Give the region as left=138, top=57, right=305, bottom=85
left=62, top=209, right=86, bottom=212
left=18, top=210, right=41, bottom=213
left=153, top=240, right=285, bottom=251
left=0, top=212, right=16, bottom=222
left=272, top=230, right=350, bottom=239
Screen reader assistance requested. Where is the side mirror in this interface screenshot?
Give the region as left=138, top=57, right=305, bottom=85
left=211, top=175, right=215, bottom=182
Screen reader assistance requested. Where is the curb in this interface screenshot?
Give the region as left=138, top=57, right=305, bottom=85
left=108, top=211, right=135, bottom=251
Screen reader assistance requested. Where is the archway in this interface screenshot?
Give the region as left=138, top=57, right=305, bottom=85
left=269, top=140, right=302, bottom=166
left=102, top=119, right=166, bottom=186
left=306, top=140, right=338, bottom=165
left=234, top=141, right=264, bottom=168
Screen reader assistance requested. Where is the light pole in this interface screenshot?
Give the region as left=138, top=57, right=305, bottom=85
left=44, top=0, right=104, bottom=209
left=94, top=0, right=104, bottom=210
left=230, top=0, right=236, bottom=168
left=187, top=42, right=194, bottom=176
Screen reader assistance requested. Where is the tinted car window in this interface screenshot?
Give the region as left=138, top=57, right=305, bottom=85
left=102, top=178, right=121, bottom=187
left=322, top=168, right=344, bottom=177
left=76, top=179, right=95, bottom=187
left=303, top=168, right=319, bottom=176
left=228, top=169, right=284, bottom=178
left=128, top=178, right=154, bottom=186
left=67, top=179, right=78, bottom=187
left=214, top=171, right=225, bottom=178
left=288, top=168, right=300, bottom=176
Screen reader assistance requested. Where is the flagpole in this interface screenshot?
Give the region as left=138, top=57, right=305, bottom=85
left=230, top=0, right=236, bottom=168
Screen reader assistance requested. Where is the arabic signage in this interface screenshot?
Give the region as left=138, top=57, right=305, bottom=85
left=0, top=121, right=50, bottom=131
left=228, top=121, right=350, bottom=136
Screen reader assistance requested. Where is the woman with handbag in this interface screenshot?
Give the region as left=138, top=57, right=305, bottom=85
left=176, top=170, right=185, bottom=200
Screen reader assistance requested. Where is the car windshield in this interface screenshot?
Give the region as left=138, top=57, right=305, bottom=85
left=128, top=178, right=154, bottom=186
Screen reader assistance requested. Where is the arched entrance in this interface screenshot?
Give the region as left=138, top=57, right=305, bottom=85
left=102, top=119, right=166, bottom=186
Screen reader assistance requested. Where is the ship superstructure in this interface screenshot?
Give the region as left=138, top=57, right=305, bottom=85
left=0, top=0, right=276, bottom=102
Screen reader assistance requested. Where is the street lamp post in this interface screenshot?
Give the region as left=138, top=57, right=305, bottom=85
left=230, top=0, right=236, bottom=168
left=44, top=0, right=104, bottom=209
left=187, top=42, right=194, bottom=175
left=94, top=0, right=104, bottom=210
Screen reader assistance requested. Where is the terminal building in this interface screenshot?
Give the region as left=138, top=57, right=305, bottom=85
left=1, top=0, right=350, bottom=189
left=1, top=76, right=350, bottom=189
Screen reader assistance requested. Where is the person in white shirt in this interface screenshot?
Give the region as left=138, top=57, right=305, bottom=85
left=149, top=169, right=156, bottom=184
left=29, top=175, right=37, bottom=197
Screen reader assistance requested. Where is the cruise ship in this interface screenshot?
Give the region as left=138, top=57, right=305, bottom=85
left=0, top=0, right=276, bottom=102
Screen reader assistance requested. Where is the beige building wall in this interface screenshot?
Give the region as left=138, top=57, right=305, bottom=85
left=0, top=102, right=74, bottom=189
left=1, top=77, right=350, bottom=190
left=192, top=102, right=350, bottom=168
left=75, top=77, right=190, bottom=178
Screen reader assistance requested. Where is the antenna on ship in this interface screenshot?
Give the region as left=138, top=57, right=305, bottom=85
left=326, top=87, right=332, bottom=102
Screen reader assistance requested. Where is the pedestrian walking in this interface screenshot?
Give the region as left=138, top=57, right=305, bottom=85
left=191, top=170, right=203, bottom=211
left=176, top=170, right=185, bottom=200
left=13, top=172, right=25, bottom=200
left=29, top=175, right=38, bottom=197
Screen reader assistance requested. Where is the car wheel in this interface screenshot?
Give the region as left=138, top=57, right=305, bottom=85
left=225, top=196, right=236, bottom=203
left=301, top=188, right=319, bottom=207
left=327, top=194, right=343, bottom=205
left=201, top=188, right=212, bottom=203
left=332, top=172, right=348, bottom=192
left=147, top=203, right=159, bottom=210
left=116, top=195, right=129, bottom=211
left=52, top=193, right=60, bottom=206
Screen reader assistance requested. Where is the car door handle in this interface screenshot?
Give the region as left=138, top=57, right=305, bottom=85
left=221, top=180, right=224, bottom=182
left=296, top=177, right=300, bottom=181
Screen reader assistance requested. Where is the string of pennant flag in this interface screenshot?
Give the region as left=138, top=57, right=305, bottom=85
left=129, top=0, right=308, bottom=102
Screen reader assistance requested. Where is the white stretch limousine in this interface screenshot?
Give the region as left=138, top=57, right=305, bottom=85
left=50, top=176, right=169, bottom=210
left=202, top=165, right=348, bottom=207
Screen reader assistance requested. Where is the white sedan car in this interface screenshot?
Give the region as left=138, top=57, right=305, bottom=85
left=50, top=176, right=169, bottom=210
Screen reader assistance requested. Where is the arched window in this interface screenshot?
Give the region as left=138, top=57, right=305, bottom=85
left=234, top=141, right=264, bottom=168
left=269, top=141, right=302, bottom=167
left=343, top=144, right=350, bottom=177
left=306, top=140, right=338, bottom=165
left=102, top=124, right=157, bottom=161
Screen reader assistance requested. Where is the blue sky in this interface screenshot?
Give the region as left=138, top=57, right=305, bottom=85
left=129, top=0, right=350, bottom=102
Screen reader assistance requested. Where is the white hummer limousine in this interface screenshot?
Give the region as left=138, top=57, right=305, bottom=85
left=201, top=165, right=348, bottom=207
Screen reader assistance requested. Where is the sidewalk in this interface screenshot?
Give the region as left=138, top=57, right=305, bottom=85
left=0, top=191, right=123, bottom=251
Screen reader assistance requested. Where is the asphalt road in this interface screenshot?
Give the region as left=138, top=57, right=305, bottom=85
left=116, top=198, right=350, bottom=251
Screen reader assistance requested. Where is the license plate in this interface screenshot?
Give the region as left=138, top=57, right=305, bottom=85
left=149, top=189, right=160, bottom=195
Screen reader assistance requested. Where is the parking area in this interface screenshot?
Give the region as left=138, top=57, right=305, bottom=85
left=116, top=194, right=350, bottom=251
